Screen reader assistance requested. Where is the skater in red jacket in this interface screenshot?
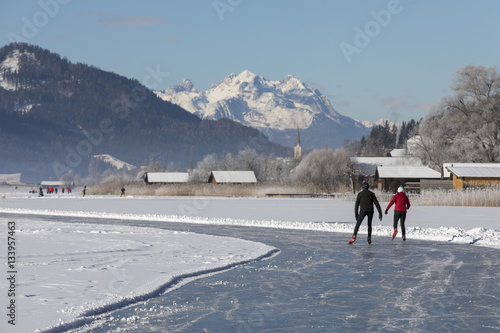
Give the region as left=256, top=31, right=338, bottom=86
left=385, top=185, right=411, bottom=241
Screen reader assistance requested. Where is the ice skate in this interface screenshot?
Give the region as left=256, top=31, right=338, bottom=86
left=348, top=235, right=356, bottom=244
left=392, top=229, right=397, bottom=240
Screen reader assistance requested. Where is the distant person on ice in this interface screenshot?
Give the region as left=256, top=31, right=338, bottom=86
left=385, top=185, right=411, bottom=241
left=120, top=187, right=125, bottom=197
left=83, top=186, right=87, bottom=197
left=349, top=182, right=382, bottom=245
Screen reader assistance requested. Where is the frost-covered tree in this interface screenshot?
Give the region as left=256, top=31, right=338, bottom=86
left=414, top=65, right=500, bottom=166
left=189, top=154, right=219, bottom=182
left=189, top=149, right=293, bottom=183
left=292, top=149, right=350, bottom=192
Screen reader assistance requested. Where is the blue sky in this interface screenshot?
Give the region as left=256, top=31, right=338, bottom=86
left=1, top=0, right=499, bottom=123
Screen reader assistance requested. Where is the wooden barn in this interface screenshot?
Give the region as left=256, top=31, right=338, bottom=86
left=375, top=166, right=441, bottom=193
left=446, top=164, right=500, bottom=189
left=144, top=172, right=189, bottom=185
left=208, top=171, right=257, bottom=185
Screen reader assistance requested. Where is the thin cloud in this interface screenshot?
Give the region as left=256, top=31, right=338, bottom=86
left=334, top=100, right=352, bottom=109
left=381, top=96, right=414, bottom=110
left=381, top=95, right=438, bottom=113
left=87, top=11, right=165, bottom=27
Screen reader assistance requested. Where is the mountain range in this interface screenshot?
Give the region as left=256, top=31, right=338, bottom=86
left=155, top=70, right=370, bottom=149
left=0, top=43, right=286, bottom=183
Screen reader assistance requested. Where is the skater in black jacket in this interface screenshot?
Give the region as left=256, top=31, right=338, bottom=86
left=349, top=182, right=382, bottom=244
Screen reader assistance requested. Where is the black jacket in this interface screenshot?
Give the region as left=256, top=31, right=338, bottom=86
left=355, top=188, right=382, bottom=216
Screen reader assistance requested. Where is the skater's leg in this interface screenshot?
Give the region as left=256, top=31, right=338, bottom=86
left=353, top=211, right=368, bottom=236
left=366, top=212, right=374, bottom=238
left=392, top=211, right=402, bottom=240
left=400, top=211, right=407, bottom=238
left=393, top=211, right=399, bottom=231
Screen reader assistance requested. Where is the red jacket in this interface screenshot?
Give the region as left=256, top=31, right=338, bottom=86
left=386, top=192, right=411, bottom=212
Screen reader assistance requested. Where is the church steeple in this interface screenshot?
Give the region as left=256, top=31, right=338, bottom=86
left=294, top=126, right=301, bottom=160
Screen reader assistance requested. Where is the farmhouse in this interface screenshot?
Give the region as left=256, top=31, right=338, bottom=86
left=375, top=166, right=441, bottom=193
left=208, top=171, right=257, bottom=184
left=445, top=164, right=500, bottom=189
left=144, top=172, right=189, bottom=185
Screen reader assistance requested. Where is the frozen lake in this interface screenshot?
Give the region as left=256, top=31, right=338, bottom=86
left=38, top=215, right=500, bottom=332
left=1, top=188, right=499, bottom=331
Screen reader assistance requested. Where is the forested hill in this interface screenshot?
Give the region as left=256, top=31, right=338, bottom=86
left=0, top=43, right=286, bottom=183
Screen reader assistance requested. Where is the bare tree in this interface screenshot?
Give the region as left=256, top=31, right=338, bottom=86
left=413, top=65, right=500, bottom=166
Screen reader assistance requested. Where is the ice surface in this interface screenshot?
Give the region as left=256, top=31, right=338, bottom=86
left=93, top=224, right=500, bottom=332
left=0, top=186, right=499, bottom=332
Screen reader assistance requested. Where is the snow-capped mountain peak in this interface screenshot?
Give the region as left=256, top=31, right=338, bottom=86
left=179, top=78, right=197, bottom=93
left=155, top=70, right=369, bottom=148
left=237, top=69, right=258, bottom=81
left=361, top=118, right=399, bottom=129
left=281, top=74, right=306, bottom=92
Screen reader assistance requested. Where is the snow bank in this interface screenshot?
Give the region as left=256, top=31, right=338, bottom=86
left=1, top=206, right=499, bottom=250
left=0, top=218, right=277, bottom=332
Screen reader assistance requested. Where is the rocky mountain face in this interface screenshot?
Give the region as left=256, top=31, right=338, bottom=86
left=156, top=70, right=369, bottom=149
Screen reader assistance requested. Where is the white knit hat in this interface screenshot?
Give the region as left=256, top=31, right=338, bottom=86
left=398, top=186, right=404, bottom=193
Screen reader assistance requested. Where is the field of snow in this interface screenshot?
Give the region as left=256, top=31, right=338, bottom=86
left=0, top=185, right=499, bottom=332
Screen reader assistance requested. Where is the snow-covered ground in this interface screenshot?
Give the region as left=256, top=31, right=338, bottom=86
left=0, top=185, right=499, bottom=332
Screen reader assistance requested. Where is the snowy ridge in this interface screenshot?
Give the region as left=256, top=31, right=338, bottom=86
left=155, top=70, right=369, bottom=148
left=156, top=70, right=349, bottom=130
left=2, top=207, right=499, bottom=249
left=360, top=118, right=398, bottom=129
left=93, top=154, right=135, bottom=170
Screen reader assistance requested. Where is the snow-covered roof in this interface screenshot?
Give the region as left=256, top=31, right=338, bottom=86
left=209, top=171, right=257, bottom=184
left=352, top=157, right=421, bottom=165
left=145, top=172, right=189, bottom=183
left=446, top=166, right=500, bottom=178
left=351, top=157, right=422, bottom=176
left=389, top=149, right=406, bottom=157
left=0, top=173, right=21, bottom=184
left=376, top=166, right=441, bottom=179
left=442, top=163, right=500, bottom=178
left=41, top=181, right=66, bottom=186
